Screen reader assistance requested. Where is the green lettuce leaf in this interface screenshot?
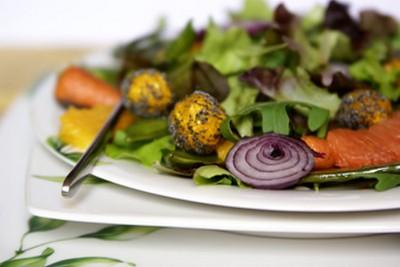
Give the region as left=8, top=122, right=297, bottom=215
left=165, top=21, right=196, bottom=62
left=105, top=136, right=174, bottom=166
left=301, top=5, right=324, bottom=32
left=193, top=165, right=248, bottom=188
left=294, top=28, right=353, bottom=71
left=231, top=0, right=272, bottom=21
left=277, top=69, right=341, bottom=117
left=195, top=23, right=286, bottom=75
left=349, top=41, right=400, bottom=100
left=221, top=76, right=258, bottom=137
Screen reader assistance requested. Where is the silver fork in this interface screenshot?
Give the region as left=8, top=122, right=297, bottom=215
left=61, top=100, right=124, bottom=197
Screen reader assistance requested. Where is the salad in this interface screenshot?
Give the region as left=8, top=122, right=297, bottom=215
left=51, top=0, right=400, bottom=191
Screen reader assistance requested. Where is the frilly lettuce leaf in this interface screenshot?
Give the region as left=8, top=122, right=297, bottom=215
left=193, top=165, right=248, bottom=188
left=279, top=69, right=341, bottom=117
left=195, top=22, right=286, bottom=75
left=106, top=136, right=174, bottom=166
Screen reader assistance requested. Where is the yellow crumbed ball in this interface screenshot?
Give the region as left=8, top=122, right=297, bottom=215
left=122, top=69, right=173, bottom=117
left=335, top=89, right=392, bottom=129
left=168, top=91, right=226, bottom=155
left=59, top=105, right=135, bottom=151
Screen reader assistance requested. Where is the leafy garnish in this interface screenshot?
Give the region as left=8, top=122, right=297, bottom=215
left=193, top=165, right=248, bottom=188
left=221, top=100, right=330, bottom=141
left=300, top=162, right=400, bottom=191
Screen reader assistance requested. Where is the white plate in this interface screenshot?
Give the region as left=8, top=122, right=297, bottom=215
left=26, top=141, right=400, bottom=238
left=31, top=51, right=400, bottom=213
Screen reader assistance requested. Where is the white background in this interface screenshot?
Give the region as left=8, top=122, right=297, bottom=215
left=0, top=0, right=397, bottom=47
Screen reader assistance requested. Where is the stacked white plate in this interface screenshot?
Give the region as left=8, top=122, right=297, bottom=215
left=27, top=52, right=400, bottom=238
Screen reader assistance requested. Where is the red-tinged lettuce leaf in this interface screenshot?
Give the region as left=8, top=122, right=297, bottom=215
left=240, top=67, right=282, bottom=98
left=323, top=0, right=366, bottom=49
left=240, top=67, right=341, bottom=117
left=230, top=21, right=279, bottom=38
left=192, top=62, right=230, bottom=101
left=311, top=64, right=355, bottom=96
left=360, top=10, right=398, bottom=40
left=273, top=3, right=296, bottom=35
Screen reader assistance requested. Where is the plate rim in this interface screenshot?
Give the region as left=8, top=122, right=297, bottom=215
left=26, top=143, right=400, bottom=237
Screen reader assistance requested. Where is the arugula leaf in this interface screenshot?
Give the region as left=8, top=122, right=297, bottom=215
left=307, top=106, right=330, bottom=132
left=193, top=165, right=248, bottom=188
left=221, top=101, right=330, bottom=141
left=363, top=173, right=400, bottom=191
left=195, top=23, right=286, bottom=75
left=260, top=103, right=290, bottom=134
left=165, top=21, right=196, bottom=62
left=301, top=163, right=400, bottom=191
left=231, top=0, right=272, bottom=21
left=106, top=136, right=174, bottom=166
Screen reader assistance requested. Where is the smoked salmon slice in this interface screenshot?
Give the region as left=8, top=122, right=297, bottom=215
left=303, top=112, right=400, bottom=170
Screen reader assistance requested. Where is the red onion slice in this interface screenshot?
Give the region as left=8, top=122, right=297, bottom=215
left=225, top=133, right=314, bottom=189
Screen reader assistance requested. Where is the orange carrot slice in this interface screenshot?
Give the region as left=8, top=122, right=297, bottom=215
left=55, top=66, right=121, bottom=108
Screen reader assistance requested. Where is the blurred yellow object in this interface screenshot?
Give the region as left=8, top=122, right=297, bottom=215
left=384, top=58, right=400, bottom=71
left=59, top=105, right=134, bottom=151
left=216, top=140, right=235, bottom=162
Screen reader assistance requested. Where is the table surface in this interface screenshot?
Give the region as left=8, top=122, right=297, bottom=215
left=0, top=48, right=91, bottom=115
